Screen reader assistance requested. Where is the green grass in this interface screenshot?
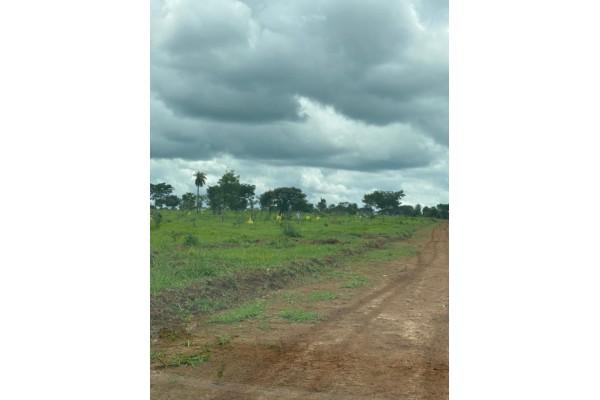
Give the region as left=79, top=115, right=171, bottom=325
left=151, top=344, right=213, bottom=368
left=278, top=309, right=321, bottom=322
left=151, top=210, right=438, bottom=294
left=341, top=275, right=369, bottom=288
left=166, top=352, right=210, bottom=367
left=209, top=301, right=265, bottom=324
left=308, top=290, right=337, bottom=301
left=151, top=211, right=442, bottom=337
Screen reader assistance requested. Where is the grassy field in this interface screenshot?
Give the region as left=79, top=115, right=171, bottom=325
left=150, top=209, right=439, bottom=336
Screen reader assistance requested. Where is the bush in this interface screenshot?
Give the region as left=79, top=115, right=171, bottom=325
left=280, top=222, right=301, bottom=238
left=151, top=210, right=163, bottom=229
left=183, top=234, right=199, bottom=247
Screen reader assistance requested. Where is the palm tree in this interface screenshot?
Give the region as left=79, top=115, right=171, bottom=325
left=193, top=171, right=207, bottom=213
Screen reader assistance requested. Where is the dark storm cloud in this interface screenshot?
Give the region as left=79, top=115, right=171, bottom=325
left=150, top=0, right=448, bottom=205
left=150, top=94, right=443, bottom=173
left=151, top=0, right=448, bottom=146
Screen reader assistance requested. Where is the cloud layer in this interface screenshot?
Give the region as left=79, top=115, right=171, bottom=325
left=150, top=0, right=448, bottom=206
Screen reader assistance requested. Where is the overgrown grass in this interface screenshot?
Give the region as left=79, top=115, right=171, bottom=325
left=209, top=301, right=265, bottom=324
left=151, top=212, right=441, bottom=337
left=151, top=210, right=438, bottom=294
left=278, top=309, right=321, bottom=322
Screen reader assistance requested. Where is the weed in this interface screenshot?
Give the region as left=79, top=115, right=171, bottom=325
left=167, top=352, right=210, bottom=368
left=154, top=343, right=213, bottom=368
left=308, top=290, right=337, bottom=301
left=258, top=321, right=270, bottom=331
left=216, top=334, right=233, bottom=347
left=281, top=292, right=301, bottom=304
left=169, top=230, right=183, bottom=242
left=150, top=352, right=166, bottom=363
left=209, top=301, right=265, bottom=324
left=341, top=275, right=369, bottom=288
left=183, top=234, right=199, bottom=247
left=151, top=210, right=163, bottom=229
left=216, top=358, right=225, bottom=383
left=280, top=222, right=301, bottom=238
left=278, top=309, right=321, bottom=322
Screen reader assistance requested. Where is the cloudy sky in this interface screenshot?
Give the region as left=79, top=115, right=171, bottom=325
left=150, top=0, right=448, bottom=207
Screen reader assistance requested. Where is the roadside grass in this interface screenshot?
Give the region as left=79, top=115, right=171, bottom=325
left=151, top=210, right=441, bottom=336
left=209, top=301, right=265, bottom=324
left=151, top=342, right=213, bottom=368
left=278, top=309, right=321, bottom=322
left=308, top=290, right=337, bottom=301
left=151, top=210, right=437, bottom=294
left=341, top=275, right=369, bottom=288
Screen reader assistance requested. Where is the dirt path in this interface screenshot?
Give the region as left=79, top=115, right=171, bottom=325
left=151, top=221, right=448, bottom=399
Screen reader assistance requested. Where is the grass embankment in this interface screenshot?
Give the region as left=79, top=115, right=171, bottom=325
left=150, top=210, right=438, bottom=337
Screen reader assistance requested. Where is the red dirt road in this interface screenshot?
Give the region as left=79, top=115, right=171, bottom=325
left=151, top=221, right=448, bottom=399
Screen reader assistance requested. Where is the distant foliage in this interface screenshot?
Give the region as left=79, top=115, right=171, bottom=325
left=260, top=187, right=313, bottom=213
left=362, top=190, right=405, bottom=215
left=207, top=170, right=256, bottom=214
left=150, top=182, right=174, bottom=209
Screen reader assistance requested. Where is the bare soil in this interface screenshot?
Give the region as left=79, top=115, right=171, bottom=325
left=151, top=221, right=448, bottom=399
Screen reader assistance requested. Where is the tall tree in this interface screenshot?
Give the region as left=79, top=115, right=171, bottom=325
left=194, top=171, right=207, bottom=213
left=150, top=182, right=174, bottom=209
left=164, top=194, right=181, bottom=210
left=362, top=190, right=406, bottom=215
left=206, top=170, right=256, bottom=213
left=436, top=204, right=449, bottom=219
left=180, top=192, right=197, bottom=211
left=414, top=203, right=422, bottom=216
left=317, top=198, right=327, bottom=214
left=259, top=187, right=312, bottom=213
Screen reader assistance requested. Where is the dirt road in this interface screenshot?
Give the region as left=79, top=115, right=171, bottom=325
left=151, top=221, right=448, bottom=399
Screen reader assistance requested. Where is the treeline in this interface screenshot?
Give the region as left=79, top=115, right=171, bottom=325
left=150, top=170, right=449, bottom=219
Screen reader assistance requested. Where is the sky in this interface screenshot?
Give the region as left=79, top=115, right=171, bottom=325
left=150, top=0, right=448, bottom=207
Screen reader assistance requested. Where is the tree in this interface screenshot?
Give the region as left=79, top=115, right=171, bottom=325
left=194, top=171, right=207, bottom=213
left=316, top=198, right=327, bottom=214
left=422, top=206, right=440, bottom=218
left=206, top=170, right=256, bottom=214
left=436, top=204, right=449, bottom=219
left=164, top=194, right=181, bottom=210
left=180, top=192, right=197, bottom=211
left=259, top=187, right=312, bottom=213
left=414, top=204, right=422, bottom=216
left=421, top=204, right=448, bottom=219
left=362, top=190, right=405, bottom=215
left=206, top=185, right=225, bottom=214
left=150, top=182, right=174, bottom=209
left=397, top=205, right=416, bottom=216
left=331, top=202, right=359, bottom=215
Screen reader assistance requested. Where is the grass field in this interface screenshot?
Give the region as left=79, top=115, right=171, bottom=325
left=150, top=209, right=439, bottom=337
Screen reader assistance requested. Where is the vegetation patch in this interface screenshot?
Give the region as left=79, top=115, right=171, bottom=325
left=151, top=342, right=213, bottom=368
left=308, top=290, right=338, bottom=301
left=150, top=210, right=442, bottom=338
left=278, top=309, right=321, bottom=322
left=209, top=301, right=265, bottom=324
left=280, top=222, right=301, bottom=238
left=342, top=275, right=369, bottom=288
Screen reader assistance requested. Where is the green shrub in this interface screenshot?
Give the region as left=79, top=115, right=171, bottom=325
left=281, top=222, right=301, bottom=238
left=183, top=234, right=199, bottom=246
